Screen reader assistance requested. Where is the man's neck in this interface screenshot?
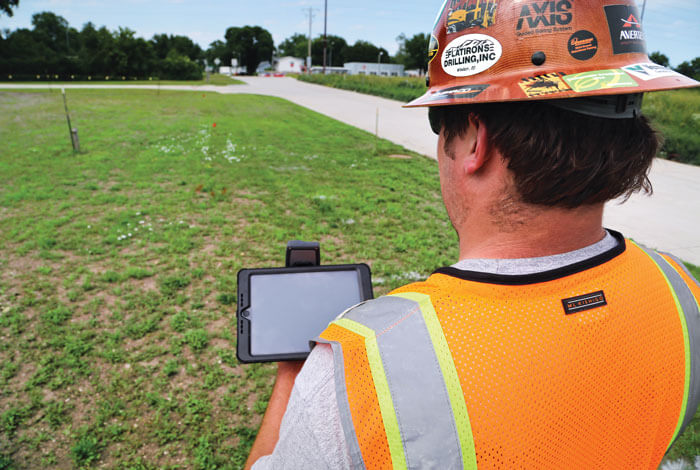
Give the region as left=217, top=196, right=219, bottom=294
left=457, top=203, right=606, bottom=260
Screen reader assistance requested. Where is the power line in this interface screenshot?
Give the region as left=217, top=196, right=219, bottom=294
left=303, top=7, right=317, bottom=74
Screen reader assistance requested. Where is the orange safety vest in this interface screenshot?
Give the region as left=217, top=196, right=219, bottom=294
left=316, top=234, right=700, bottom=469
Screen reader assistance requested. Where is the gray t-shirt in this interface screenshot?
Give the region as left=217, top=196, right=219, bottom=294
left=253, top=232, right=619, bottom=469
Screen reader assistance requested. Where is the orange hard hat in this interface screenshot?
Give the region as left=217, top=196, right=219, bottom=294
left=406, top=0, right=699, bottom=111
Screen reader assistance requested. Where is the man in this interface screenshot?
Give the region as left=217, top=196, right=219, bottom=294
left=246, top=0, right=700, bottom=468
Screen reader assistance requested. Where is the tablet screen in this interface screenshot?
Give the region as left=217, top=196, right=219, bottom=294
left=249, top=269, right=363, bottom=356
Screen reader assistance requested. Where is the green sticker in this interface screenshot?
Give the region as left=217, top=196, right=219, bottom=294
left=562, top=69, right=638, bottom=93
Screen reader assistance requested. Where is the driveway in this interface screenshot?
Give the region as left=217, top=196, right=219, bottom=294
left=2, top=78, right=699, bottom=264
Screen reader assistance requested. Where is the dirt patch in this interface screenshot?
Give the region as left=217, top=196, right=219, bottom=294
left=6, top=254, right=46, bottom=277
left=0, top=92, right=53, bottom=110
left=206, top=318, right=230, bottom=338
left=127, top=276, right=157, bottom=292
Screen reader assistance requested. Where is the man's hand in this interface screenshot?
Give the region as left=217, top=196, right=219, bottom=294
left=244, top=360, right=305, bottom=469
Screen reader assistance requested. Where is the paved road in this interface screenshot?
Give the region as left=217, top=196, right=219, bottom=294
left=2, top=79, right=699, bottom=264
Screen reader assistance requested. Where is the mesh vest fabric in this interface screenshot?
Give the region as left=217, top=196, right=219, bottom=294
left=317, top=240, right=700, bottom=469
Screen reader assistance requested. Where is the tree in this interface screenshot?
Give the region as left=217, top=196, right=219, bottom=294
left=0, top=10, right=204, bottom=79
left=225, top=25, right=274, bottom=75
left=77, top=23, right=116, bottom=76
left=277, top=33, right=307, bottom=59
left=205, top=40, right=230, bottom=67
left=0, top=0, right=19, bottom=17
left=31, top=11, right=69, bottom=53
left=675, top=57, right=700, bottom=81
left=395, top=33, right=430, bottom=71
left=649, top=51, right=670, bottom=68
left=152, top=33, right=202, bottom=63
left=312, top=34, right=347, bottom=67
left=345, top=40, right=388, bottom=63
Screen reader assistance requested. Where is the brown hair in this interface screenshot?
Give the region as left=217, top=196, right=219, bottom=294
left=429, top=101, right=660, bottom=208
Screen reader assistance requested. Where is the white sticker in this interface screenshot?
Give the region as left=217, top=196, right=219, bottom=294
left=442, top=34, right=502, bottom=77
left=623, top=63, right=684, bottom=81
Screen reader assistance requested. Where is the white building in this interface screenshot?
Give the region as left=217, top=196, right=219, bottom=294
left=344, top=62, right=405, bottom=77
left=275, top=56, right=305, bottom=74
left=404, top=69, right=425, bottom=77
left=310, top=66, right=349, bottom=75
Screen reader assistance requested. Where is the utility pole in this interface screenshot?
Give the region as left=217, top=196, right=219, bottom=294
left=323, top=0, right=328, bottom=74
left=641, top=0, right=647, bottom=21
left=304, top=7, right=316, bottom=74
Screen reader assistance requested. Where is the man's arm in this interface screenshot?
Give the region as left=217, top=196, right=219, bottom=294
left=244, top=361, right=304, bottom=470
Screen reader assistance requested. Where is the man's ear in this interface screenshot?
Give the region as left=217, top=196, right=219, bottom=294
left=464, top=115, right=491, bottom=175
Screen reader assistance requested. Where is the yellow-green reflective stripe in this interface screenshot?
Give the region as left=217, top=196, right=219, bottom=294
left=391, top=292, right=478, bottom=470
left=333, top=317, right=408, bottom=469
left=633, top=242, right=691, bottom=449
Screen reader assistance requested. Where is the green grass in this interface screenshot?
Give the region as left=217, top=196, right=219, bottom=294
left=0, top=88, right=453, bottom=468
left=644, top=88, right=700, bottom=166
left=298, top=73, right=426, bottom=102
left=1, top=88, right=699, bottom=468
left=297, top=75, right=700, bottom=166
left=4, top=73, right=244, bottom=86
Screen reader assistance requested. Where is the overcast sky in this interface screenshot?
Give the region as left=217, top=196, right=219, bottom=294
left=1, top=0, right=698, bottom=66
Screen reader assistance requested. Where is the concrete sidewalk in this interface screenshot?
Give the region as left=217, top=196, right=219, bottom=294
left=2, top=80, right=699, bottom=264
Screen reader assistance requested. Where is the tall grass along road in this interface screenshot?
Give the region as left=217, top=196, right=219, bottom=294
left=297, top=74, right=700, bottom=167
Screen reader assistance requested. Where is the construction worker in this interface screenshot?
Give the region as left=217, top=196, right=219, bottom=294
left=246, top=0, right=700, bottom=468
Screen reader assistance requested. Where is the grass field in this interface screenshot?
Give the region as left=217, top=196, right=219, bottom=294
left=297, top=74, right=700, bottom=166
left=3, top=74, right=244, bottom=87
left=0, top=89, right=453, bottom=468
left=0, top=89, right=699, bottom=469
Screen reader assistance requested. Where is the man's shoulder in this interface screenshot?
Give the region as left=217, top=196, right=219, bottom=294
left=336, top=281, right=440, bottom=332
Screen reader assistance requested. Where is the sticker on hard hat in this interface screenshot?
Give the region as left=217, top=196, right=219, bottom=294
left=428, top=84, right=490, bottom=101
left=562, top=69, right=639, bottom=93
left=428, top=35, right=439, bottom=64
left=442, top=34, right=502, bottom=77
left=568, top=31, right=598, bottom=61
left=446, top=0, right=498, bottom=34
left=623, top=63, right=684, bottom=81
left=519, top=73, right=572, bottom=98
left=604, top=5, right=646, bottom=55
left=516, top=0, right=573, bottom=37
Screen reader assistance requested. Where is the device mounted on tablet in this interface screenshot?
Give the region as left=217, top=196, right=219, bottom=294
left=237, top=241, right=373, bottom=364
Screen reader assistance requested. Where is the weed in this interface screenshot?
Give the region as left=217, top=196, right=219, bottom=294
left=101, top=271, right=121, bottom=283
left=193, top=435, right=216, bottom=470
left=170, top=311, right=192, bottom=333
left=45, top=400, right=73, bottom=428
left=125, top=266, right=153, bottom=280
left=70, top=433, right=101, bottom=467
left=159, top=275, right=191, bottom=296
left=42, top=305, right=72, bottom=326
left=0, top=454, right=14, bottom=470
left=1, top=406, right=29, bottom=436
left=163, top=359, right=179, bottom=377
left=216, top=293, right=236, bottom=305
left=185, top=329, right=209, bottom=352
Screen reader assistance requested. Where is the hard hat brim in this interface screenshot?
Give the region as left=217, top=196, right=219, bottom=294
left=405, top=63, right=699, bottom=108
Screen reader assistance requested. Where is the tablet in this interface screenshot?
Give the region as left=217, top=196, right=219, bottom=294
left=236, top=264, right=373, bottom=363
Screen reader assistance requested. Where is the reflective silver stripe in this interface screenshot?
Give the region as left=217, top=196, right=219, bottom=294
left=658, top=252, right=700, bottom=433
left=638, top=246, right=700, bottom=437
left=313, top=338, right=366, bottom=470
left=343, top=296, right=464, bottom=469
left=663, top=252, right=700, bottom=290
